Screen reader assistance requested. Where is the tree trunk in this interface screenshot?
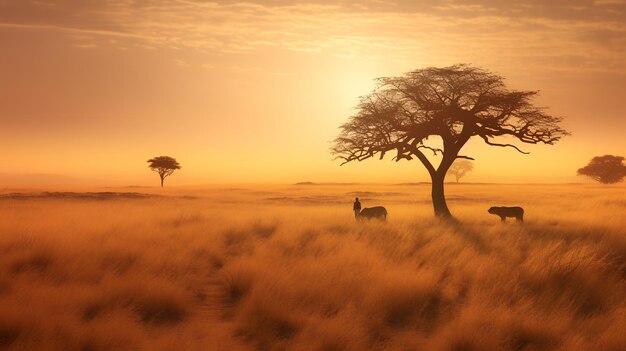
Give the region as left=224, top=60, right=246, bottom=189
left=160, top=176, right=164, bottom=187
left=431, top=172, right=452, bottom=218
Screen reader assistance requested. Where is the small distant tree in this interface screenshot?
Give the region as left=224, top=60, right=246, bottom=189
left=577, top=155, right=626, bottom=184
left=147, top=156, right=181, bottom=187
left=448, top=160, right=474, bottom=183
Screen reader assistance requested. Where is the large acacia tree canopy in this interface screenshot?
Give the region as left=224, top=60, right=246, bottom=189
left=332, top=64, right=569, bottom=175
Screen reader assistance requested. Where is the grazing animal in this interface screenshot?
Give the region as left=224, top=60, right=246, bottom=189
left=358, top=206, right=387, bottom=221
left=488, top=206, right=524, bottom=222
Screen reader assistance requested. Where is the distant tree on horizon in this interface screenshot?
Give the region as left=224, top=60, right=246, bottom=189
left=448, top=160, right=474, bottom=183
left=577, top=155, right=626, bottom=184
left=147, top=156, right=181, bottom=187
left=332, top=64, right=569, bottom=218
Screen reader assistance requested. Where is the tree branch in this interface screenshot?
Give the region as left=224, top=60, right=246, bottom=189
left=480, top=135, right=529, bottom=154
left=417, top=145, right=443, bottom=156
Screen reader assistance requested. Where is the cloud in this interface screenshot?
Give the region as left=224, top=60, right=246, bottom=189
left=0, top=0, right=624, bottom=73
left=72, top=43, right=97, bottom=49
left=174, top=58, right=191, bottom=67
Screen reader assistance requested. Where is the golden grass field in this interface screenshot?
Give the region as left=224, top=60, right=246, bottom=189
left=0, top=183, right=625, bottom=351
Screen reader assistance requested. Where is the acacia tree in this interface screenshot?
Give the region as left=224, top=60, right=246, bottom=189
left=448, top=159, right=474, bottom=183
left=577, top=155, right=626, bottom=184
left=147, top=156, right=181, bottom=187
left=332, top=64, right=568, bottom=218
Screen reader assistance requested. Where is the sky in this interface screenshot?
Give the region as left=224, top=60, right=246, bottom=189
left=1, top=0, right=625, bottom=185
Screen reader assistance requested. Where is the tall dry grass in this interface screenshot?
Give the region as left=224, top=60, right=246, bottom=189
left=0, top=184, right=624, bottom=350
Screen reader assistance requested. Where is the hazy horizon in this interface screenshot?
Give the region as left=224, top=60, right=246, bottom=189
left=2, top=175, right=623, bottom=191
left=0, top=172, right=618, bottom=188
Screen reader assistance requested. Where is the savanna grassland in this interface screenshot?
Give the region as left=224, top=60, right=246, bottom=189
left=0, top=183, right=625, bottom=351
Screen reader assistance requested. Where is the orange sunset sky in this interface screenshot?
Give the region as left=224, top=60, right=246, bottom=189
left=1, top=0, right=625, bottom=185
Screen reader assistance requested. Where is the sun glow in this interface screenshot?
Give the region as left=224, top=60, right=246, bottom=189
left=0, top=1, right=624, bottom=185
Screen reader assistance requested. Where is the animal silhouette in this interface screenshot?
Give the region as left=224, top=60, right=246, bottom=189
left=358, top=206, right=387, bottom=221
left=488, top=206, right=524, bottom=222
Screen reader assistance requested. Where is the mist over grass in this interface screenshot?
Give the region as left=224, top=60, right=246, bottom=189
left=0, top=184, right=624, bottom=350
